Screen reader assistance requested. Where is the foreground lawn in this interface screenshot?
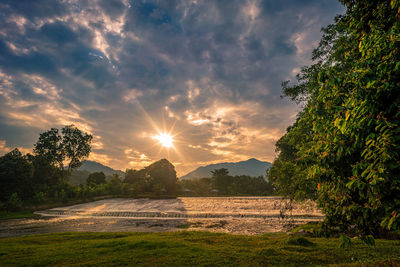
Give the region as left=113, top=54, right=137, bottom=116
left=0, top=232, right=399, bottom=266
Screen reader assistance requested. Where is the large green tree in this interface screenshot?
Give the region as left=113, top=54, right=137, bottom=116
left=267, top=111, right=316, bottom=200
left=270, top=0, right=400, bottom=236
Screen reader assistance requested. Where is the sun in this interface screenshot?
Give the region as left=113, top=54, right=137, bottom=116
left=153, top=133, right=174, bottom=148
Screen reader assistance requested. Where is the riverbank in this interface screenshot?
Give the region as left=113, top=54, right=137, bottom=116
left=0, top=195, right=118, bottom=220
left=1, top=231, right=399, bottom=266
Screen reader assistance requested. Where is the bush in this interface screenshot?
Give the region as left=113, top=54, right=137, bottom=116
left=34, top=192, right=46, bottom=204
left=6, top=193, right=23, bottom=211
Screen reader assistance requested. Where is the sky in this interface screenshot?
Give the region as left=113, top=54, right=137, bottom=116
left=0, top=0, right=344, bottom=176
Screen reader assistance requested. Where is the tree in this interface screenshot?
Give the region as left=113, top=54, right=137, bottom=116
left=27, top=152, right=65, bottom=196
left=61, top=125, right=93, bottom=172
left=86, top=172, right=106, bottom=186
left=143, top=159, right=177, bottom=193
left=271, top=0, right=400, bottom=236
left=267, top=111, right=317, bottom=200
left=124, top=169, right=146, bottom=194
left=0, top=149, right=33, bottom=202
left=108, top=174, right=122, bottom=195
left=211, top=168, right=233, bottom=194
left=124, top=159, right=178, bottom=194
left=33, top=128, right=63, bottom=168
left=33, top=125, right=93, bottom=171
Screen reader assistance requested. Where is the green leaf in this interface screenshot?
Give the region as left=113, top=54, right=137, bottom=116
left=346, top=180, right=356, bottom=189
left=339, top=235, right=351, bottom=249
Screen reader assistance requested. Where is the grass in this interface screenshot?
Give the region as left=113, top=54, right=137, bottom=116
left=0, top=231, right=400, bottom=266
left=0, top=211, right=39, bottom=220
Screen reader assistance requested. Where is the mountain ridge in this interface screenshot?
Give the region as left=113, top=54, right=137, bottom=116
left=180, top=158, right=272, bottom=180
left=78, top=160, right=124, bottom=176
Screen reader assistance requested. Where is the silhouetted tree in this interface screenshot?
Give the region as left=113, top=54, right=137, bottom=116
left=33, top=125, right=92, bottom=171
left=124, top=169, right=146, bottom=194
left=86, top=172, right=106, bottom=186
left=107, top=174, right=122, bottom=195
left=211, top=168, right=232, bottom=194
left=33, top=128, right=64, bottom=168
left=124, top=159, right=178, bottom=194
left=0, top=149, right=33, bottom=202
left=61, top=125, right=93, bottom=171
left=144, top=159, right=177, bottom=193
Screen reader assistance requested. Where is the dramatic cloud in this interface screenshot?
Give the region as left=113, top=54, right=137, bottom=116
left=0, top=0, right=344, bottom=175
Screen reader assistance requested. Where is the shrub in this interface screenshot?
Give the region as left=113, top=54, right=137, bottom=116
left=6, top=193, right=23, bottom=211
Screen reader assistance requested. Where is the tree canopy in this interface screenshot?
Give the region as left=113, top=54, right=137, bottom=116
left=34, top=125, right=93, bottom=171
left=86, top=172, right=107, bottom=186
left=269, top=0, right=400, bottom=237
left=0, top=125, right=93, bottom=208
left=124, top=159, right=178, bottom=194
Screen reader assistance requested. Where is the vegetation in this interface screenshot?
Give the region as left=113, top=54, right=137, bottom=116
left=268, top=0, right=400, bottom=238
left=33, top=125, right=92, bottom=172
left=0, top=125, right=93, bottom=211
left=180, top=168, right=275, bottom=196
left=124, top=159, right=178, bottom=195
left=0, top=232, right=399, bottom=266
left=86, top=172, right=107, bottom=186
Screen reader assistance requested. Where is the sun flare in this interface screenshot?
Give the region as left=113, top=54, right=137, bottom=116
left=153, top=133, right=174, bottom=148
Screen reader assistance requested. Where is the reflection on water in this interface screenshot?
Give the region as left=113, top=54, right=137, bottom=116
left=0, top=197, right=323, bottom=237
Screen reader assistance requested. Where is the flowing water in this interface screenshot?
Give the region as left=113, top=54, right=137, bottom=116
left=0, top=197, right=323, bottom=237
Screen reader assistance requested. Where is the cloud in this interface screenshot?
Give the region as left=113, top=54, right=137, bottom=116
left=0, top=0, right=344, bottom=175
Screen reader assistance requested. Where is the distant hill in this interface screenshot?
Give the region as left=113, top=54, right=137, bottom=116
left=77, top=160, right=124, bottom=177
left=68, top=160, right=124, bottom=186
left=180, top=158, right=272, bottom=180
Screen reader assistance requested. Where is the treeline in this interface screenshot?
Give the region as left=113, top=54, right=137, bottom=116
left=179, top=168, right=274, bottom=196
left=68, top=167, right=274, bottom=198
left=65, top=159, right=179, bottom=198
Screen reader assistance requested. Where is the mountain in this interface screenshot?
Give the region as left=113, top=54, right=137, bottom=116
left=68, top=160, right=125, bottom=186
left=77, top=160, right=124, bottom=177
left=180, top=158, right=272, bottom=180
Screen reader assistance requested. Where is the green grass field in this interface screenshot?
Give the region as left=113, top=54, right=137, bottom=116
left=0, top=231, right=399, bottom=266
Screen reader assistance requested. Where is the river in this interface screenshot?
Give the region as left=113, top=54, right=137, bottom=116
left=0, top=197, right=323, bottom=237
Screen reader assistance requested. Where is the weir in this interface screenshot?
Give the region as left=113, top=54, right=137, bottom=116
left=36, top=209, right=324, bottom=220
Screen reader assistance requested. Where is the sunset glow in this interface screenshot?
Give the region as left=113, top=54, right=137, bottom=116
left=0, top=0, right=345, bottom=175
left=153, top=133, right=174, bottom=148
